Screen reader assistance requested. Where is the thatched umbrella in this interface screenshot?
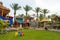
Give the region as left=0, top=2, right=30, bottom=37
left=0, top=2, right=10, bottom=16
left=41, top=19, right=51, bottom=22
left=40, top=19, right=51, bottom=28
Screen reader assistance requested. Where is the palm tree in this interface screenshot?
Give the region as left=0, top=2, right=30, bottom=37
left=23, top=5, right=32, bottom=16
left=41, top=9, right=49, bottom=28
left=42, top=9, right=49, bottom=18
left=33, top=7, right=41, bottom=28
left=10, top=3, right=21, bottom=25
left=33, top=7, right=41, bottom=20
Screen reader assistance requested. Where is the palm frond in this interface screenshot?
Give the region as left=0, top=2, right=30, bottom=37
left=42, top=9, right=49, bottom=13
left=23, top=5, right=32, bottom=11
left=10, top=3, right=21, bottom=10
left=33, top=7, right=41, bottom=13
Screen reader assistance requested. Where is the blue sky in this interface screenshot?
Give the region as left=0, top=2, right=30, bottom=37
left=0, top=0, right=60, bottom=17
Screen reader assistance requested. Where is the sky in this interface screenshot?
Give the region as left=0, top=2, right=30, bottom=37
left=0, top=0, right=60, bottom=17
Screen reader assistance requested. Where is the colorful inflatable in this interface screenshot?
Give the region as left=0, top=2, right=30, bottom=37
left=15, top=32, right=24, bottom=36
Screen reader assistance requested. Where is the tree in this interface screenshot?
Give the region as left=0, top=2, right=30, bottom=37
left=33, top=7, right=41, bottom=20
left=47, top=15, right=51, bottom=19
left=23, top=5, right=32, bottom=16
left=51, top=14, right=57, bottom=19
left=41, top=9, right=49, bottom=28
left=17, top=14, right=24, bottom=18
left=39, top=14, right=44, bottom=21
left=33, top=7, right=41, bottom=28
left=39, top=14, right=44, bottom=27
left=0, top=19, right=9, bottom=33
left=41, top=9, right=49, bottom=18
left=10, top=3, right=21, bottom=25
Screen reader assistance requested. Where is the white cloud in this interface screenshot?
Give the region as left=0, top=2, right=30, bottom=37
left=35, top=0, right=60, bottom=11
left=35, top=0, right=60, bottom=15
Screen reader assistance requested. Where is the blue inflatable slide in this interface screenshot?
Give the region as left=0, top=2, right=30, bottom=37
left=0, top=15, right=13, bottom=26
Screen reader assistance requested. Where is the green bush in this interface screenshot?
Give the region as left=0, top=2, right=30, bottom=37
left=0, top=19, right=9, bottom=29
left=46, top=21, right=51, bottom=25
left=0, top=19, right=3, bottom=30
left=3, top=23, right=9, bottom=27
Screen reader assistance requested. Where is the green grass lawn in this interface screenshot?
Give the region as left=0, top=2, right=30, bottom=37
left=0, top=29, right=60, bottom=40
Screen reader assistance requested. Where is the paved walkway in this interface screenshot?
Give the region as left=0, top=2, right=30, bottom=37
left=49, top=29, right=60, bottom=32
left=35, top=28, right=60, bottom=32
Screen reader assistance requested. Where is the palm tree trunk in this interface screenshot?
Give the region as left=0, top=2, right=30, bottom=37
left=37, top=12, right=38, bottom=20
left=44, top=13, right=46, bottom=28
left=44, top=13, right=45, bottom=18
left=37, top=13, right=38, bottom=28
left=26, top=11, right=27, bottom=16
left=14, top=10, right=16, bottom=27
